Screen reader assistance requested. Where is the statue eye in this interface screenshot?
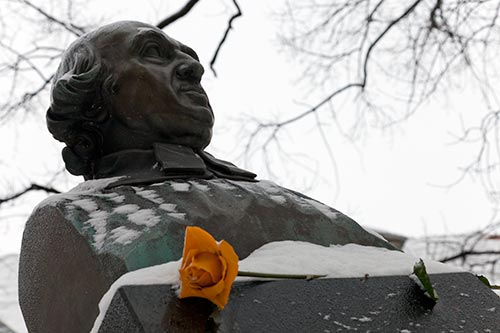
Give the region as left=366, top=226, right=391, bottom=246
left=142, top=44, right=162, bottom=58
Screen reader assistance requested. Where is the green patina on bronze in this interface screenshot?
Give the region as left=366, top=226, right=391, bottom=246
left=42, top=178, right=395, bottom=273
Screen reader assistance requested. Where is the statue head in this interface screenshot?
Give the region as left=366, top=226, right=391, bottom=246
left=47, top=21, right=214, bottom=179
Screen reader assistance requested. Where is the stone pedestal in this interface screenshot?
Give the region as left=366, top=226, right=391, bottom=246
left=99, top=272, right=500, bottom=332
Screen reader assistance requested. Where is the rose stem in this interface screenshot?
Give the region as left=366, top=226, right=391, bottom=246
left=237, top=271, right=326, bottom=280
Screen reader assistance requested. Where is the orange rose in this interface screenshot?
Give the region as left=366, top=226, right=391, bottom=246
left=179, top=226, right=239, bottom=309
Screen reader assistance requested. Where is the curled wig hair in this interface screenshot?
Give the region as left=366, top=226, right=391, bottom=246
left=47, top=36, right=115, bottom=179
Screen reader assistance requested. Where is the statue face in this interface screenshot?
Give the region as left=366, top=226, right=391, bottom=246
left=94, top=22, right=214, bottom=150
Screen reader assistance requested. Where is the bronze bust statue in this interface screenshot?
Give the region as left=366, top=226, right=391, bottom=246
left=19, top=21, right=395, bottom=333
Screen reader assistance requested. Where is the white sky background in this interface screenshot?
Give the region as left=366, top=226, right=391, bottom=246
left=0, top=0, right=497, bottom=257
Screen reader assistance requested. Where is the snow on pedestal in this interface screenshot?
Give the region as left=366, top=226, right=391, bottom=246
left=91, top=241, right=461, bottom=332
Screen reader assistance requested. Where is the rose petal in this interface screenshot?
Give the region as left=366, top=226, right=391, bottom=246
left=182, top=227, right=219, bottom=260
left=181, top=249, right=199, bottom=270
left=199, top=279, right=225, bottom=302
left=186, top=267, right=214, bottom=287
left=191, top=252, right=223, bottom=283
left=218, top=255, right=228, bottom=280
left=213, top=240, right=239, bottom=308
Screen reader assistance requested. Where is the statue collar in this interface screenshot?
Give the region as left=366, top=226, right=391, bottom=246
left=92, top=143, right=257, bottom=188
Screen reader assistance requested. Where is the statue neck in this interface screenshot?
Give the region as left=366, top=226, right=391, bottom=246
left=89, top=143, right=257, bottom=188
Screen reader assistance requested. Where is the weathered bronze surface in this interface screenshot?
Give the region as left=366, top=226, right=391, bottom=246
left=20, top=21, right=396, bottom=333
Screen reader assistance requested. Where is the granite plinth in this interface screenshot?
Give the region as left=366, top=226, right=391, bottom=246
left=99, top=272, right=500, bottom=332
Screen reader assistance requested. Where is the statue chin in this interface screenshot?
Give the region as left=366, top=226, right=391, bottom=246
left=152, top=126, right=213, bottom=151
left=181, top=129, right=213, bottom=150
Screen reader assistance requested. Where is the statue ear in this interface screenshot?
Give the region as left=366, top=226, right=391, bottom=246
left=72, top=125, right=103, bottom=159
left=47, top=106, right=99, bottom=177
left=62, top=124, right=103, bottom=177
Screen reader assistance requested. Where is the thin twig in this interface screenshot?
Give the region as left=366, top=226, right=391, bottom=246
left=209, top=0, right=242, bottom=76
left=156, top=0, right=200, bottom=29
left=20, top=0, right=85, bottom=36
left=439, top=250, right=500, bottom=263
left=0, top=184, right=61, bottom=205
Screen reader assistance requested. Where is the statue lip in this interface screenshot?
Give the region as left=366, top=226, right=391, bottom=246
left=179, top=85, right=209, bottom=107
left=179, top=84, right=205, bottom=95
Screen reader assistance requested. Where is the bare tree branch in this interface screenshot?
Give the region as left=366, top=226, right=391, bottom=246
left=209, top=0, right=242, bottom=76
left=361, top=0, right=423, bottom=88
left=155, top=0, right=243, bottom=76
left=244, top=0, right=425, bottom=150
left=0, top=184, right=61, bottom=205
left=156, top=0, right=201, bottom=29
left=440, top=250, right=500, bottom=263
left=19, top=0, right=86, bottom=36
left=0, top=75, right=54, bottom=123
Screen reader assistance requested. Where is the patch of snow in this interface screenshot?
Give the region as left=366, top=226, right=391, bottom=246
left=224, top=179, right=280, bottom=196
left=68, top=177, right=124, bottom=193
left=90, top=260, right=182, bottom=333
left=225, top=180, right=339, bottom=220
left=85, top=210, right=110, bottom=250
left=158, top=204, right=185, bottom=220
left=256, top=180, right=282, bottom=193
left=94, top=193, right=126, bottom=204
left=71, top=198, right=98, bottom=213
left=238, top=242, right=461, bottom=279
left=109, top=226, right=141, bottom=245
left=362, top=227, right=387, bottom=241
left=302, top=198, right=338, bottom=220
left=94, top=193, right=119, bottom=199
left=333, top=321, right=357, bottom=330
left=351, top=316, right=372, bottom=322
left=113, top=204, right=140, bottom=215
left=170, top=182, right=190, bottom=192
left=167, top=213, right=186, bottom=220
left=211, top=179, right=237, bottom=190
left=110, top=195, right=125, bottom=204
left=270, top=195, right=287, bottom=205
left=159, top=203, right=177, bottom=212
left=134, top=189, right=164, bottom=204
left=36, top=177, right=123, bottom=209
left=127, top=209, right=160, bottom=227
left=189, top=180, right=210, bottom=192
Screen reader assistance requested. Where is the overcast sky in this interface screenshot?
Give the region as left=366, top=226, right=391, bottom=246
left=0, top=0, right=496, bottom=256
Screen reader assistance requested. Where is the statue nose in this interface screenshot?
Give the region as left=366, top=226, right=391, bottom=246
left=175, top=61, right=204, bottom=83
